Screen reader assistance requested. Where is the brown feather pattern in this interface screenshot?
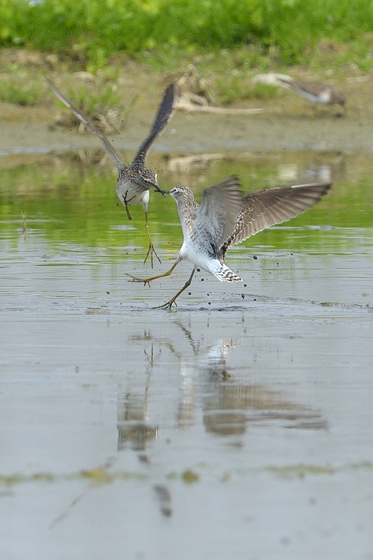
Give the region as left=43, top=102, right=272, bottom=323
left=221, top=183, right=331, bottom=256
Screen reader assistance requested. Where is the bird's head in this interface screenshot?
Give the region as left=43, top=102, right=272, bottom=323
left=166, top=185, right=194, bottom=201
left=139, top=168, right=166, bottom=197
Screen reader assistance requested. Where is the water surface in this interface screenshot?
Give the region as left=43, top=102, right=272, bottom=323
left=1, top=149, right=372, bottom=560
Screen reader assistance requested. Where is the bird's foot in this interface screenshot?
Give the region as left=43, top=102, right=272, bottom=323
left=144, top=243, right=161, bottom=268
left=126, top=273, right=152, bottom=287
left=153, top=298, right=178, bottom=310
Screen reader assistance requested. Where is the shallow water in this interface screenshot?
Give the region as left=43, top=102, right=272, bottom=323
left=1, top=148, right=373, bottom=560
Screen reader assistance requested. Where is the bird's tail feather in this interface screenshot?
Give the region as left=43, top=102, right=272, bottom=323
left=210, top=262, right=242, bottom=283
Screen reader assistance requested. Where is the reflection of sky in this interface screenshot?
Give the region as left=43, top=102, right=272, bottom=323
left=1, top=229, right=373, bottom=559
left=1, top=150, right=373, bottom=558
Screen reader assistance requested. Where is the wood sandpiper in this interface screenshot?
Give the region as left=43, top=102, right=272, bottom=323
left=47, top=79, right=178, bottom=266
left=278, top=77, right=345, bottom=115
left=128, top=177, right=331, bottom=309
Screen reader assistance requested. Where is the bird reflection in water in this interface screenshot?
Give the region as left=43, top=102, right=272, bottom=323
left=203, top=377, right=328, bottom=436
left=127, top=322, right=327, bottom=439
left=117, top=342, right=159, bottom=455
left=153, top=484, right=173, bottom=518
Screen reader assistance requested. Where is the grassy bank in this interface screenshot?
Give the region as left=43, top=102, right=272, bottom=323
left=1, top=0, right=373, bottom=114
left=1, top=0, right=373, bottom=69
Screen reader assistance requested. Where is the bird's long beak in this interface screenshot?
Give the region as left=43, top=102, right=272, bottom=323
left=154, top=186, right=168, bottom=198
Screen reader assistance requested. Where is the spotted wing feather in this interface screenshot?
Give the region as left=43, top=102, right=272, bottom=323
left=222, top=182, right=331, bottom=253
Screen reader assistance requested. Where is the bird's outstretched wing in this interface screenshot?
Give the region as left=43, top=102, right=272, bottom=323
left=132, top=83, right=178, bottom=168
left=46, top=78, right=125, bottom=172
left=223, top=182, right=332, bottom=251
left=195, top=176, right=244, bottom=251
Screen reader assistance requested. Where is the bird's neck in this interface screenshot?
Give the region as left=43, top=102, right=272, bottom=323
left=176, top=197, right=198, bottom=238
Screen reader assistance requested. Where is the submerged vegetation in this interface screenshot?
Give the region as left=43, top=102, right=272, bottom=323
left=1, top=0, right=373, bottom=70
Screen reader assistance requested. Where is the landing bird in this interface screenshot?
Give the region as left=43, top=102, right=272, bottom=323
left=128, top=177, right=332, bottom=309
left=47, top=79, right=178, bottom=266
left=278, top=77, right=345, bottom=113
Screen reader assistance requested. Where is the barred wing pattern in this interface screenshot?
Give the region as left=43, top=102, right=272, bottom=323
left=222, top=183, right=331, bottom=254
left=132, top=83, right=178, bottom=168
left=46, top=78, right=125, bottom=173
left=195, top=177, right=244, bottom=252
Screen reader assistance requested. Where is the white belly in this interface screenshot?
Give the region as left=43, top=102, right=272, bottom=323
left=116, top=179, right=149, bottom=209
left=179, top=240, right=242, bottom=282
left=180, top=241, right=218, bottom=274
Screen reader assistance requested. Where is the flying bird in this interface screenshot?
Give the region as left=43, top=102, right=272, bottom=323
left=47, top=79, right=178, bottom=265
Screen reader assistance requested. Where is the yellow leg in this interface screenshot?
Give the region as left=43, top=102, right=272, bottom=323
left=126, top=258, right=181, bottom=287
left=154, top=268, right=196, bottom=310
left=143, top=212, right=161, bottom=267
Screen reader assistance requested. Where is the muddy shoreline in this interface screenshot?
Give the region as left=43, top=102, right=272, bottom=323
left=1, top=102, right=373, bottom=161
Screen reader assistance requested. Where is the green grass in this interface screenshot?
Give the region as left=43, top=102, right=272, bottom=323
left=51, top=82, right=137, bottom=132
left=214, top=75, right=279, bottom=105
left=1, top=0, right=373, bottom=108
left=1, top=0, right=373, bottom=70
left=0, top=72, right=43, bottom=105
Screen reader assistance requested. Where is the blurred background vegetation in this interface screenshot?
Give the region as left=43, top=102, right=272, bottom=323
left=1, top=0, right=373, bottom=69
left=1, top=0, right=373, bottom=111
